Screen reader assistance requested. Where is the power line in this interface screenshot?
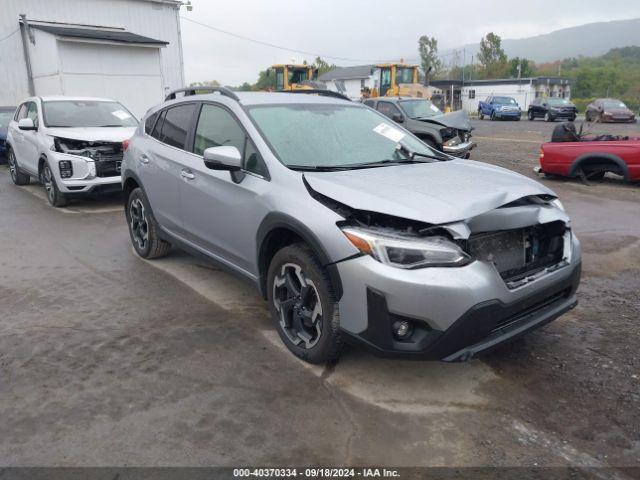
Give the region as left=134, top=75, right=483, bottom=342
left=0, top=27, right=20, bottom=44
left=180, top=16, right=377, bottom=63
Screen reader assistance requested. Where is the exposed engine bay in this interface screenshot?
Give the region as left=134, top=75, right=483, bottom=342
left=52, top=137, right=124, bottom=177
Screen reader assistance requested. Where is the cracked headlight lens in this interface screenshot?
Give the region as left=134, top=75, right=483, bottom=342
left=341, top=227, right=471, bottom=269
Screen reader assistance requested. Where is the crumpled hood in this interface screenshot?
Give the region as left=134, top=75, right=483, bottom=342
left=417, top=110, right=472, bottom=131
left=46, top=127, right=136, bottom=143
left=305, top=160, right=555, bottom=225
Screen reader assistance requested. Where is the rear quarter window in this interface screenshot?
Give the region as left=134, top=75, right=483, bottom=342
left=145, top=111, right=160, bottom=135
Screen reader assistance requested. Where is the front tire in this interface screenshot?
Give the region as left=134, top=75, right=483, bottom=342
left=478, top=110, right=484, bottom=120
left=40, top=163, right=68, bottom=207
left=267, top=243, right=342, bottom=364
left=545, top=112, right=554, bottom=122
left=7, top=149, right=30, bottom=186
left=490, top=111, right=496, bottom=121
left=528, top=110, right=535, bottom=121
left=126, top=187, right=171, bottom=259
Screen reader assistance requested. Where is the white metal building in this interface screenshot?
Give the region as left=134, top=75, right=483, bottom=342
left=431, top=77, right=572, bottom=114
left=0, top=0, right=185, bottom=118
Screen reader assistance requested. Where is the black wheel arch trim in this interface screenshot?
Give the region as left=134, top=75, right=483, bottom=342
left=256, top=212, right=344, bottom=301
left=568, top=152, right=630, bottom=180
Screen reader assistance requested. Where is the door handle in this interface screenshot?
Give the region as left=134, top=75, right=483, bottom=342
left=138, top=154, right=150, bottom=164
left=180, top=169, right=195, bottom=180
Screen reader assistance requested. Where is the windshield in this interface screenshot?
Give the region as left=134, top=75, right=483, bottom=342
left=396, top=67, right=414, bottom=84
left=399, top=100, right=442, bottom=119
left=547, top=98, right=570, bottom=106
left=248, top=104, right=435, bottom=169
left=493, top=97, right=517, bottom=105
left=0, top=110, right=14, bottom=128
left=43, top=101, right=138, bottom=128
left=603, top=100, right=627, bottom=109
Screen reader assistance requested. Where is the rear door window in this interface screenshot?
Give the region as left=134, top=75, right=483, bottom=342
left=145, top=111, right=160, bottom=135
left=158, top=104, right=197, bottom=149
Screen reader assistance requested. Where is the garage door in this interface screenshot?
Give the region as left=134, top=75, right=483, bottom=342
left=58, top=41, right=164, bottom=119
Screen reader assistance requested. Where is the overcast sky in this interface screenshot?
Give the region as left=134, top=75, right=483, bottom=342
left=179, top=0, right=640, bottom=86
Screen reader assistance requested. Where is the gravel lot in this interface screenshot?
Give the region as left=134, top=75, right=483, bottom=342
left=0, top=118, right=638, bottom=471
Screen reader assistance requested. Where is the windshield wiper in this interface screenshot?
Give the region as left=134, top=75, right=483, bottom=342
left=396, top=142, right=450, bottom=162
left=98, top=124, right=124, bottom=127
left=288, top=165, right=357, bottom=172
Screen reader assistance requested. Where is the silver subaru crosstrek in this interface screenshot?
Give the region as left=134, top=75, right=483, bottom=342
left=122, top=87, right=581, bottom=364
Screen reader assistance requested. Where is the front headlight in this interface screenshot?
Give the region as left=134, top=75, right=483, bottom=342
left=341, top=227, right=471, bottom=269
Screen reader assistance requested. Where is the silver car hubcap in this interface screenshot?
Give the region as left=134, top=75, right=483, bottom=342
left=273, top=263, right=323, bottom=349
left=129, top=198, right=149, bottom=250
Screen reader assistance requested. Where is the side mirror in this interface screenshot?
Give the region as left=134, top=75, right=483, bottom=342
left=18, top=118, right=36, bottom=131
left=542, top=103, right=548, bottom=107
left=203, top=146, right=242, bottom=171
left=392, top=113, right=404, bottom=123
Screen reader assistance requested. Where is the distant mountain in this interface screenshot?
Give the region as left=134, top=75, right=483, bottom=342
left=447, top=18, right=640, bottom=64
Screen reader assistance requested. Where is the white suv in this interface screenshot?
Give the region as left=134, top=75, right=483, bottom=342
left=6, top=96, right=138, bottom=207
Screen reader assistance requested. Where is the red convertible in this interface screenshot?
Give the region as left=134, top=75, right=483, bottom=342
left=538, top=123, right=640, bottom=181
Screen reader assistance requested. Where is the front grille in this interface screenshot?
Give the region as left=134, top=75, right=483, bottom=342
left=467, top=221, right=566, bottom=284
left=94, top=151, right=123, bottom=178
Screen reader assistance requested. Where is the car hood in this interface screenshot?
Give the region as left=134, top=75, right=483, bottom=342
left=45, top=127, right=137, bottom=143
left=304, top=160, right=555, bottom=225
left=415, top=110, right=472, bottom=131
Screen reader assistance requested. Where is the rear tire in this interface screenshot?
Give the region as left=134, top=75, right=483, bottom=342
left=7, top=149, right=30, bottom=186
left=126, top=187, right=171, bottom=259
left=267, top=243, right=342, bottom=364
left=40, top=163, right=68, bottom=207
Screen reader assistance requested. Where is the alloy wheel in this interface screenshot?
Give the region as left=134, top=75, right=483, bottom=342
left=8, top=151, right=17, bottom=182
left=272, top=263, right=323, bottom=349
left=129, top=197, right=149, bottom=250
left=42, top=165, right=55, bottom=204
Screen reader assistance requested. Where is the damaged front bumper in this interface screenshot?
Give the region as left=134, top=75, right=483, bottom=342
left=442, top=140, right=476, bottom=158
left=335, top=229, right=581, bottom=361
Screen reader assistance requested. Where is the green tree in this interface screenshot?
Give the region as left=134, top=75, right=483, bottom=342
left=254, top=68, right=276, bottom=91
left=418, top=35, right=441, bottom=80
left=314, top=56, right=336, bottom=76
left=478, top=32, right=507, bottom=78
left=189, top=80, right=220, bottom=87
left=508, top=57, right=534, bottom=78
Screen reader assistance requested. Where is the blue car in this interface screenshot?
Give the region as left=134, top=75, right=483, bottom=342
left=478, top=96, right=522, bottom=121
left=0, top=106, right=16, bottom=162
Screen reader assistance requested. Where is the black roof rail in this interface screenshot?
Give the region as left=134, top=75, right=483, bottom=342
left=165, top=86, right=240, bottom=102
left=281, top=89, right=351, bottom=101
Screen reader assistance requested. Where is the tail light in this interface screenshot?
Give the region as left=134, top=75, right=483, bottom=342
left=122, top=139, right=130, bottom=152
left=539, top=148, right=544, bottom=160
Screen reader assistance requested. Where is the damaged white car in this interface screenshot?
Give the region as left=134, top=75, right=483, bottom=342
left=122, top=89, right=581, bottom=364
left=6, top=96, right=137, bottom=207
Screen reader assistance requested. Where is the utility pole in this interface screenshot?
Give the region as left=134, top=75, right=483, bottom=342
left=19, top=14, right=35, bottom=96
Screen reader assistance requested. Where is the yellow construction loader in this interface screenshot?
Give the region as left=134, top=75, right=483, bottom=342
left=271, top=64, right=320, bottom=91
left=369, top=62, right=432, bottom=98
